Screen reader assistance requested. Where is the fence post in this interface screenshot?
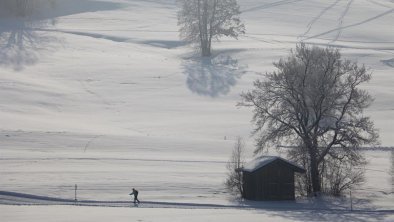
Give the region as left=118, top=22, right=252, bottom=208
left=350, top=190, right=353, bottom=211
left=75, top=184, right=78, bottom=204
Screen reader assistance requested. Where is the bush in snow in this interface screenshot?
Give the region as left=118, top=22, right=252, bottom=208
left=225, top=137, right=245, bottom=197
left=291, top=146, right=366, bottom=197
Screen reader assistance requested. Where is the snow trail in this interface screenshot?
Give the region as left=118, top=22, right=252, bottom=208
left=306, top=8, right=394, bottom=41
left=299, top=0, right=341, bottom=39
left=1, top=190, right=394, bottom=213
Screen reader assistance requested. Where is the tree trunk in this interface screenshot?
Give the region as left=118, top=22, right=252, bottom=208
left=17, top=0, right=29, bottom=16
left=201, top=43, right=211, bottom=56
left=310, top=151, right=321, bottom=194
left=200, top=0, right=211, bottom=57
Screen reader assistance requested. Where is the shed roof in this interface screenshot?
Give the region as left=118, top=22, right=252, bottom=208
left=242, top=156, right=305, bottom=173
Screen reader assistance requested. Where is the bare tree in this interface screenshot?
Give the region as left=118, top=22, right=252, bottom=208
left=321, top=155, right=365, bottom=196
left=225, top=137, right=245, bottom=197
left=240, top=44, right=379, bottom=195
left=177, top=0, right=245, bottom=57
left=0, top=0, right=55, bottom=17
left=289, top=145, right=366, bottom=196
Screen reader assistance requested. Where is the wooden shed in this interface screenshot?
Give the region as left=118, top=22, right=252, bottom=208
left=241, top=156, right=305, bottom=201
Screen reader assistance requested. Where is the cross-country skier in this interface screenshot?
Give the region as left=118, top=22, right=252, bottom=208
left=129, top=188, right=140, bottom=204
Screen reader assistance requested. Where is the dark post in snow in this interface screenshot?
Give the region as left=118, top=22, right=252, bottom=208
left=350, top=190, right=353, bottom=211
left=74, top=184, right=78, bottom=203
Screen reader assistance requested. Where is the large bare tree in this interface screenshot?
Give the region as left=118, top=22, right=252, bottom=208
left=177, top=0, right=245, bottom=57
left=240, top=44, right=378, bottom=195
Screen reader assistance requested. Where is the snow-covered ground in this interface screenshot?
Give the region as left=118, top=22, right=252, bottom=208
left=6, top=204, right=394, bottom=222
left=2, top=205, right=393, bottom=222
left=1, top=0, right=394, bottom=221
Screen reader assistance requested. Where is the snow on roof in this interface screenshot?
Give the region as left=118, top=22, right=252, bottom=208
left=242, top=156, right=305, bottom=173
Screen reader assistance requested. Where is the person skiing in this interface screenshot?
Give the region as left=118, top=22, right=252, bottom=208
left=129, top=188, right=140, bottom=204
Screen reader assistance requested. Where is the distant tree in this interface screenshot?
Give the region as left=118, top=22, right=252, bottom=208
left=240, top=44, right=379, bottom=195
left=225, top=137, right=245, bottom=197
left=0, top=0, right=55, bottom=17
left=177, top=0, right=245, bottom=57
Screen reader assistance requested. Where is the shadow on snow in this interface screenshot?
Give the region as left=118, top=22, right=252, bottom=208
left=236, top=197, right=389, bottom=222
left=381, top=58, right=394, bottom=68
left=182, top=54, right=246, bottom=98
left=0, top=0, right=124, bottom=71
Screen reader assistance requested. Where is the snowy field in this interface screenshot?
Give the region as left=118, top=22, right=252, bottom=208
left=1, top=205, right=394, bottom=222
left=0, top=0, right=394, bottom=221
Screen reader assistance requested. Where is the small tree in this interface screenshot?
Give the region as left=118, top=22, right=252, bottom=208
left=177, top=0, right=245, bottom=57
left=240, top=44, right=379, bottom=195
left=225, top=137, right=245, bottom=197
left=321, top=155, right=365, bottom=196
left=288, top=144, right=366, bottom=196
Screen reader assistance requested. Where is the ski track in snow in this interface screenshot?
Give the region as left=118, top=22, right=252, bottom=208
left=329, top=0, right=354, bottom=44
left=0, top=157, right=227, bottom=164
left=241, top=0, right=304, bottom=13
left=299, top=0, right=342, bottom=40
left=34, top=28, right=186, bottom=49
left=83, top=135, right=103, bottom=152
left=0, top=191, right=236, bottom=209
left=79, top=80, right=111, bottom=106
left=244, top=34, right=394, bottom=52
left=33, top=26, right=394, bottom=52
left=306, top=8, right=394, bottom=41
left=35, top=28, right=132, bottom=43
left=366, top=0, right=394, bottom=9
left=1, top=191, right=394, bottom=213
